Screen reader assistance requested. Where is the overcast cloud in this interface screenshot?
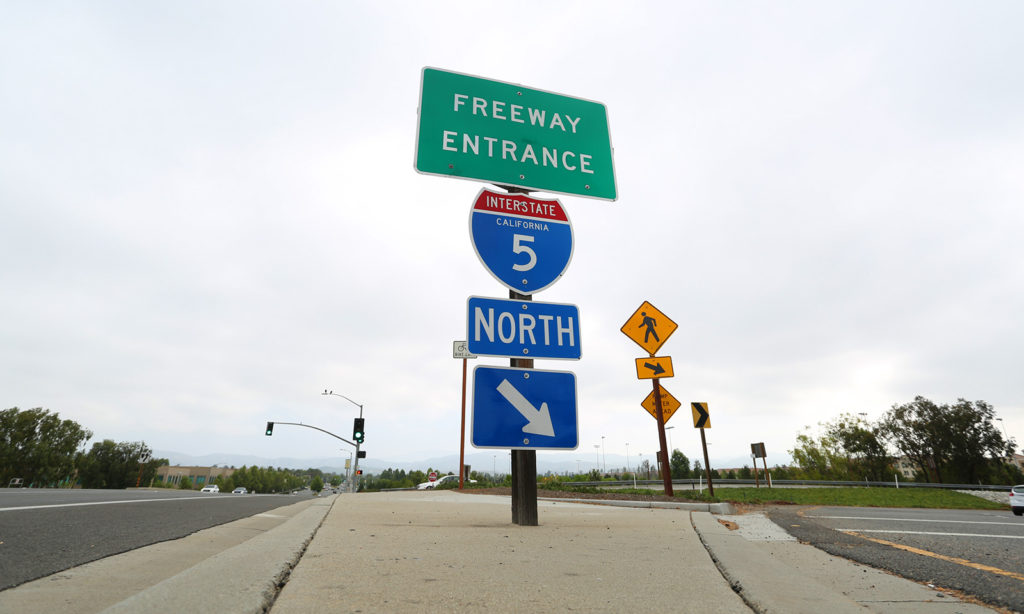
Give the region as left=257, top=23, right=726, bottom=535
left=2, top=2, right=1022, bottom=473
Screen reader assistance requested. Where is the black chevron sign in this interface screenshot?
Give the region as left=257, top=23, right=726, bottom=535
left=691, top=402, right=710, bottom=429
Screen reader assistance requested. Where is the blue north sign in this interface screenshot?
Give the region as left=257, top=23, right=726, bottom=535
left=467, top=296, right=581, bottom=360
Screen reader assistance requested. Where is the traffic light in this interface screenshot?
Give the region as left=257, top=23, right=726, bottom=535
left=353, top=418, right=364, bottom=443
left=356, top=469, right=363, bottom=475
left=265, top=421, right=274, bottom=436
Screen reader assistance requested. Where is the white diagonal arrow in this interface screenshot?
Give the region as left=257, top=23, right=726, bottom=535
left=496, top=379, right=555, bottom=437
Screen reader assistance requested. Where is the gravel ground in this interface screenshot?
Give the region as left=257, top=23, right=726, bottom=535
left=956, top=489, right=1011, bottom=504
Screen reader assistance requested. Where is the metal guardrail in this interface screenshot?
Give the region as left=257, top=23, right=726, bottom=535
left=562, top=478, right=1012, bottom=491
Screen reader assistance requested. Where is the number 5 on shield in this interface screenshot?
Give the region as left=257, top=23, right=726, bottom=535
left=512, top=234, right=537, bottom=271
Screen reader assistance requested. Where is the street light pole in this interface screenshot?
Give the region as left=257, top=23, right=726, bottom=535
left=323, top=389, right=363, bottom=493
left=601, top=436, right=606, bottom=473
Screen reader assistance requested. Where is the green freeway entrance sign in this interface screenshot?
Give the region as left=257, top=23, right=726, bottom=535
left=415, top=67, right=617, bottom=201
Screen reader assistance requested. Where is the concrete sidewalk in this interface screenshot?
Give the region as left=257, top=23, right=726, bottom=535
left=271, top=491, right=997, bottom=614
left=271, top=490, right=749, bottom=613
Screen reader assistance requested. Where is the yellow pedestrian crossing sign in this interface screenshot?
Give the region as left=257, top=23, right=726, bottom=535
left=641, top=387, right=681, bottom=423
left=621, top=301, right=677, bottom=355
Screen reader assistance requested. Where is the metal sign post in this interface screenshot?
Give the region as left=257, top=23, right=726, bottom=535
left=651, top=379, right=673, bottom=496
left=693, top=402, right=713, bottom=498
left=510, top=290, right=537, bottom=526
left=752, top=442, right=770, bottom=489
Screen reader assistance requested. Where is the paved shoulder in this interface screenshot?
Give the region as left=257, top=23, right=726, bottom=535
left=0, top=495, right=334, bottom=614
left=103, top=496, right=334, bottom=614
left=695, top=509, right=998, bottom=614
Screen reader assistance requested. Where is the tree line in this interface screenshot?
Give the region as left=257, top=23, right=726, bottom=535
left=1, top=406, right=170, bottom=488
left=0, top=406, right=333, bottom=491
left=210, top=465, right=308, bottom=493
left=789, top=396, right=1021, bottom=484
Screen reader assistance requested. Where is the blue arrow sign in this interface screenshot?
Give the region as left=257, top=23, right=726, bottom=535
left=472, top=366, right=578, bottom=450
left=469, top=188, right=573, bottom=295
left=467, top=296, right=581, bottom=360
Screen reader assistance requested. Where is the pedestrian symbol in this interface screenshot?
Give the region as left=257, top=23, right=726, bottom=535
left=640, top=312, right=659, bottom=344
left=621, top=301, right=677, bottom=355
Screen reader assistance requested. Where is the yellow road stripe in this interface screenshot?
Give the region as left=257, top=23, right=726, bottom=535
left=842, top=531, right=1024, bottom=582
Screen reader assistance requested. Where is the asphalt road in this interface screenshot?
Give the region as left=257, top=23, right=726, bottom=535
left=767, top=505, right=1024, bottom=612
left=0, top=488, right=305, bottom=590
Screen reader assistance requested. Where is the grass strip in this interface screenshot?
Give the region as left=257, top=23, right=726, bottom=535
left=555, top=485, right=1007, bottom=509
left=682, top=486, right=1005, bottom=509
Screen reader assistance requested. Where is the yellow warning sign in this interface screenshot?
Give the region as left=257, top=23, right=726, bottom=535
left=641, top=387, right=681, bottom=423
left=691, top=402, right=711, bottom=429
left=621, top=301, right=677, bottom=355
left=634, top=356, right=674, bottom=380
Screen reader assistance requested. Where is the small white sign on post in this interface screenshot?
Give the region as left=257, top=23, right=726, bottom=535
left=453, top=340, right=478, bottom=360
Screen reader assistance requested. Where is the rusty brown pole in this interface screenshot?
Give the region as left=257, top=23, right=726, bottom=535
left=700, top=427, right=714, bottom=498
left=459, top=356, right=467, bottom=490
left=651, top=379, right=674, bottom=496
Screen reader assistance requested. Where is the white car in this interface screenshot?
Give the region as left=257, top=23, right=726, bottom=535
left=200, top=485, right=219, bottom=493
left=417, top=475, right=476, bottom=490
left=1011, top=485, right=1023, bottom=516
left=232, top=487, right=248, bottom=494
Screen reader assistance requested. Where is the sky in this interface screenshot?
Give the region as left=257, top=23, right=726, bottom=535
left=3, top=2, right=1022, bottom=474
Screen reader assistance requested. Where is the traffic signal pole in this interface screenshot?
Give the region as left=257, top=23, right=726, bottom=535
left=352, top=408, right=363, bottom=493
left=322, top=391, right=365, bottom=493
left=263, top=421, right=358, bottom=490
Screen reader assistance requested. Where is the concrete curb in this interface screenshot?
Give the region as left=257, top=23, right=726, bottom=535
left=101, top=496, right=336, bottom=614
left=540, top=496, right=736, bottom=514
left=690, top=511, right=869, bottom=613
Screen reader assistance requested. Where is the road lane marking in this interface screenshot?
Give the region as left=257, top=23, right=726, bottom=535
left=841, top=531, right=1024, bottom=582
left=809, top=515, right=1021, bottom=527
left=0, top=496, right=235, bottom=512
left=836, top=529, right=1024, bottom=539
